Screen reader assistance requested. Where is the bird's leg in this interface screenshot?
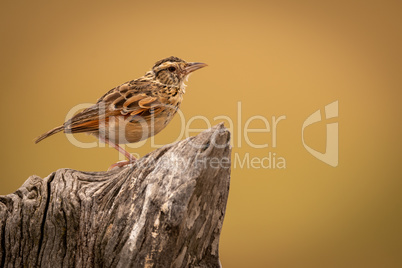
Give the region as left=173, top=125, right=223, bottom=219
left=98, top=136, right=136, bottom=170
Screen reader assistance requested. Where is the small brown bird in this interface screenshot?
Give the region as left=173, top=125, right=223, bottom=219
left=35, top=56, right=207, bottom=169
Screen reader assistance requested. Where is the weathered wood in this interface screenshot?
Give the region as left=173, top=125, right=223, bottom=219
left=0, top=124, right=231, bottom=268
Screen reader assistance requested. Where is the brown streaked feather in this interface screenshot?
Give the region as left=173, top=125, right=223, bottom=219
left=35, top=56, right=193, bottom=144
left=123, top=94, right=148, bottom=108
left=64, top=79, right=156, bottom=124
left=34, top=125, right=64, bottom=143
left=66, top=109, right=121, bottom=133
left=130, top=109, right=147, bottom=116
left=138, top=97, right=158, bottom=108
left=112, top=97, right=126, bottom=110
left=66, top=121, right=101, bottom=133
left=102, top=91, right=122, bottom=103
left=63, top=87, right=164, bottom=134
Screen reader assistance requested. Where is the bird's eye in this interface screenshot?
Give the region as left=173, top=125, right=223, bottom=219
left=168, top=66, right=176, bottom=72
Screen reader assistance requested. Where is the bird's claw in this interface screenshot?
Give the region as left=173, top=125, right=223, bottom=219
left=108, top=159, right=136, bottom=171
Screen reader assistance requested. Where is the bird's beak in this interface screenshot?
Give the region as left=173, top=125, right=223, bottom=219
left=184, top=62, right=208, bottom=74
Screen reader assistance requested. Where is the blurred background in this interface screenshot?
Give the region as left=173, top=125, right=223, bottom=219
left=1, top=0, right=401, bottom=267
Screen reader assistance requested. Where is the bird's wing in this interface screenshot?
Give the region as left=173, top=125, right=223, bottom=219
left=102, top=80, right=165, bottom=118
left=64, top=80, right=165, bottom=133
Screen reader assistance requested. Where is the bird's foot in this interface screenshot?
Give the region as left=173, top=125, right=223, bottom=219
left=108, top=158, right=136, bottom=171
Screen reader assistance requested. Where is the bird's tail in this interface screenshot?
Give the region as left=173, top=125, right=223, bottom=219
left=34, top=125, right=64, bottom=144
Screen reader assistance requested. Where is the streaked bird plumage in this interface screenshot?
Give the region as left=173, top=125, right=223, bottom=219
left=35, top=56, right=207, bottom=168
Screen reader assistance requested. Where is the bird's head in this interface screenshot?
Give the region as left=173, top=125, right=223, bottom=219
left=151, top=56, right=207, bottom=88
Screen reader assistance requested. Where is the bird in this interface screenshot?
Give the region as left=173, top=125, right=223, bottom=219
left=35, top=56, right=207, bottom=169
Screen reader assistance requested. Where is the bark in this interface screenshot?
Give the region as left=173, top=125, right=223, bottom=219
left=0, top=123, right=231, bottom=268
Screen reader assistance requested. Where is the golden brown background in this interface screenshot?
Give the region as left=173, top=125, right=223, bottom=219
left=1, top=0, right=401, bottom=267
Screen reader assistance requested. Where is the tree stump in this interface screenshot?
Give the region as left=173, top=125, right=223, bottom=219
left=0, top=124, right=231, bottom=268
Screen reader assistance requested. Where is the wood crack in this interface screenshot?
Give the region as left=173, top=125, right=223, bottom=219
left=36, top=172, right=55, bottom=267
